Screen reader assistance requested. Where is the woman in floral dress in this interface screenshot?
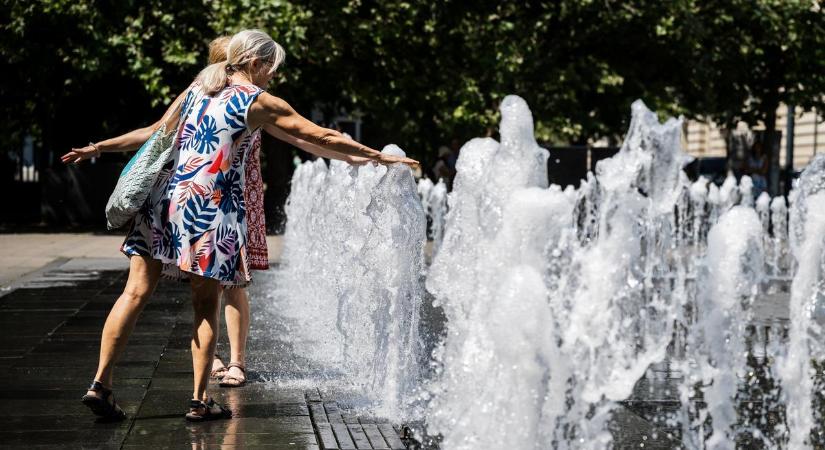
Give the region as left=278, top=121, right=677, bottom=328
left=66, top=29, right=418, bottom=421
left=66, top=36, right=269, bottom=389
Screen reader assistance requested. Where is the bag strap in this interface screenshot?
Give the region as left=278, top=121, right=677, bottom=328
left=157, top=82, right=199, bottom=137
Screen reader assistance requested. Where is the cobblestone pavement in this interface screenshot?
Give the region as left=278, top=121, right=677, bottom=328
left=0, top=258, right=408, bottom=449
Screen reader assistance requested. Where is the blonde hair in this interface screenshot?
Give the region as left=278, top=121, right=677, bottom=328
left=197, top=29, right=286, bottom=95
left=208, top=36, right=231, bottom=65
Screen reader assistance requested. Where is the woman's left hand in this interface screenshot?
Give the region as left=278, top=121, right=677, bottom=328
left=348, top=156, right=372, bottom=166
left=61, top=145, right=100, bottom=165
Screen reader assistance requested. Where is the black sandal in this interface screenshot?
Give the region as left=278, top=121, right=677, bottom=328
left=81, top=380, right=126, bottom=421
left=185, top=397, right=231, bottom=422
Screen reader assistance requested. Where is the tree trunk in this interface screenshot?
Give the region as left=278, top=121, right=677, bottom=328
left=763, top=101, right=781, bottom=196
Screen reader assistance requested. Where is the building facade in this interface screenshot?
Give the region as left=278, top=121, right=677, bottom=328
left=685, top=104, right=822, bottom=171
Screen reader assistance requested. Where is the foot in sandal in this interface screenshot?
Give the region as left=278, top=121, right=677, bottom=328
left=219, top=362, right=246, bottom=388
left=185, top=397, right=231, bottom=421
left=210, top=354, right=228, bottom=380
left=81, top=380, right=126, bottom=422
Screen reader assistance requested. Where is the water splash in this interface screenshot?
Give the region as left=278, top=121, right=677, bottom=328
left=425, top=98, right=694, bottom=448
left=418, top=177, right=434, bottom=217
left=779, top=154, right=825, bottom=448
left=548, top=100, right=688, bottom=447
left=424, top=95, right=562, bottom=450
left=418, top=177, right=448, bottom=257
left=684, top=206, right=764, bottom=447
left=273, top=146, right=426, bottom=420
left=270, top=95, right=818, bottom=448
left=770, top=196, right=790, bottom=277
left=429, top=179, right=448, bottom=256
left=423, top=97, right=804, bottom=449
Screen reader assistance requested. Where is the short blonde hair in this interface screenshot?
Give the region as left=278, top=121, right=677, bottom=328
left=197, top=29, right=286, bottom=95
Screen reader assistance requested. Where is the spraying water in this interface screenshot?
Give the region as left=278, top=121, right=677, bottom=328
left=268, top=94, right=820, bottom=449
left=778, top=154, right=825, bottom=448
left=424, top=96, right=564, bottom=450
left=417, top=177, right=449, bottom=258
left=273, top=145, right=426, bottom=420
left=428, top=179, right=448, bottom=256
left=683, top=206, right=764, bottom=448
left=422, top=97, right=809, bottom=449
left=425, top=98, right=696, bottom=449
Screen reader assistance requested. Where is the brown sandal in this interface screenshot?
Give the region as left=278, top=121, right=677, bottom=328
left=210, top=354, right=228, bottom=380
left=219, top=362, right=246, bottom=387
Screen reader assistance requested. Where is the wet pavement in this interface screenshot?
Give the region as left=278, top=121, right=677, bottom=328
left=0, top=259, right=408, bottom=449
left=0, top=250, right=796, bottom=449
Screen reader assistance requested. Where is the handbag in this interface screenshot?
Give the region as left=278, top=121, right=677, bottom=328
left=104, top=124, right=176, bottom=229
left=104, top=85, right=198, bottom=229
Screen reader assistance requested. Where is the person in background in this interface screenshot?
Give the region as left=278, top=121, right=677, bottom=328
left=433, top=145, right=452, bottom=188
left=747, top=141, right=769, bottom=196
left=447, top=138, right=461, bottom=173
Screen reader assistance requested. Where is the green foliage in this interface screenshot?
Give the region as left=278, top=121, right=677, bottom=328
left=668, top=0, right=825, bottom=129
left=2, top=0, right=824, bottom=165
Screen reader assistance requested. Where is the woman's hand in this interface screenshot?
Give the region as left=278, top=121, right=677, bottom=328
left=377, top=153, right=420, bottom=169
left=61, top=145, right=100, bottom=165
left=347, top=156, right=372, bottom=166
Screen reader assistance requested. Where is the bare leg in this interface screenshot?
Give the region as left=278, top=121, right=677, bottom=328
left=87, top=255, right=162, bottom=398
left=211, top=287, right=228, bottom=377
left=190, top=275, right=221, bottom=401
left=224, top=287, right=249, bottom=381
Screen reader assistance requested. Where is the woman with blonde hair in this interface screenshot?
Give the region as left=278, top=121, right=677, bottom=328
left=65, top=29, right=417, bottom=421
left=66, top=35, right=273, bottom=390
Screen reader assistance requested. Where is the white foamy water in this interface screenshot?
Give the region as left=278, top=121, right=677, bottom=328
left=273, top=145, right=426, bottom=420
left=417, top=177, right=448, bottom=257
left=428, top=179, right=448, bottom=256
left=422, top=97, right=806, bottom=449
left=779, top=154, right=825, bottom=449
left=270, top=94, right=821, bottom=449
left=424, top=95, right=565, bottom=450
left=425, top=98, right=694, bottom=449
left=683, top=206, right=764, bottom=448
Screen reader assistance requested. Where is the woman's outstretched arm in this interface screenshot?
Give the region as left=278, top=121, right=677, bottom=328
left=248, top=92, right=419, bottom=168
left=61, top=89, right=189, bottom=164
left=263, top=124, right=370, bottom=165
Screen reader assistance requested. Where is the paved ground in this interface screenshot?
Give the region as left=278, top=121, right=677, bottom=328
left=0, top=249, right=409, bottom=449
left=2, top=234, right=784, bottom=448
left=0, top=234, right=285, bottom=288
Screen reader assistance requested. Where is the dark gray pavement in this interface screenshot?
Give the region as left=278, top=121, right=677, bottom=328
left=0, top=259, right=408, bottom=449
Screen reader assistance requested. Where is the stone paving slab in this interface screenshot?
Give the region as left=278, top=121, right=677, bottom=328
left=0, top=234, right=284, bottom=288
left=0, top=258, right=409, bottom=449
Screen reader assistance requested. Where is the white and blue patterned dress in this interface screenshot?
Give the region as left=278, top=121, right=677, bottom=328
left=122, top=83, right=264, bottom=286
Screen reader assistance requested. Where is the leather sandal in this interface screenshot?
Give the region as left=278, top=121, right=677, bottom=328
left=219, top=362, right=246, bottom=388
left=210, top=354, right=228, bottom=380
left=185, top=397, right=231, bottom=422
left=81, top=380, right=126, bottom=421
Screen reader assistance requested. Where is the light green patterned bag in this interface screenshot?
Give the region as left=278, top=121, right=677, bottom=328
left=105, top=125, right=176, bottom=229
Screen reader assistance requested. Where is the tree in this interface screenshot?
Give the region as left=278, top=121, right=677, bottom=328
left=3, top=0, right=824, bottom=179
left=668, top=0, right=825, bottom=193
left=0, top=1, right=214, bottom=166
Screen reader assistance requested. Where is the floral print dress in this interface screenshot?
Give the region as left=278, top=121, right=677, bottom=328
left=122, top=83, right=263, bottom=286
left=245, top=132, right=270, bottom=270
